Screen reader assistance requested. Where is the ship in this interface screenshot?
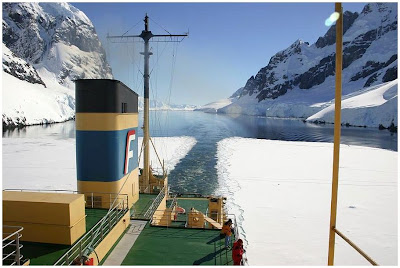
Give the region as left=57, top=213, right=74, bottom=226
left=2, top=4, right=379, bottom=266
left=2, top=14, right=247, bottom=266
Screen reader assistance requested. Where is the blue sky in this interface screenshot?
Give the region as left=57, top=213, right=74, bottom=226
left=72, top=2, right=367, bottom=106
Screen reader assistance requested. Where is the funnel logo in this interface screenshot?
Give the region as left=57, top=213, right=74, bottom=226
left=124, top=130, right=136, bottom=174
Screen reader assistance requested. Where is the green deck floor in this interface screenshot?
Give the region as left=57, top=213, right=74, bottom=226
left=19, top=242, right=69, bottom=265
left=85, top=208, right=109, bottom=231
left=132, top=194, right=157, bottom=219
left=121, top=223, right=234, bottom=265
left=19, top=208, right=108, bottom=265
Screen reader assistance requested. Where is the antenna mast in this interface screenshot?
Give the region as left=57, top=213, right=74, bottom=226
left=107, top=15, right=188, bottom=192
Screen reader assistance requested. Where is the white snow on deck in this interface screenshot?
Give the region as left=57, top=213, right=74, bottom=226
left=215, top=137, right=397, bottom=265
left=2, top=136, right=196, bottom=190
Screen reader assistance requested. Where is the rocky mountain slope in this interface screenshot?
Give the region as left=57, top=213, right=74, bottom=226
left=219, top=3, right=397, bottom=128
left=2, top=2, right=113, bottom=127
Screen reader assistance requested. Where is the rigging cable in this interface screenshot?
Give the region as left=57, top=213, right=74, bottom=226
left=149, top=16, right=172, bottom=36
left=164, top=42, right=176, bottom=145
left=150, top=41, right=168, bottom=75
left=135, top=42, right=144, bottom=94
left=126, top=43, right=132, bottom=87
left=121, top=19, right=143, bottom=36
left=149, top=51, right=163, bottom=170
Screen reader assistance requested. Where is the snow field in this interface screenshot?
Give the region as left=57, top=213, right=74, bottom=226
left=2, top=136, right=197, bottom=191
left=215, top=137, right=397, bottom=265
left=307, top=79, right=398, bottom=127
left=2, top=72, right=75, bottom=126
left=2, top=138, right=77, bottom=191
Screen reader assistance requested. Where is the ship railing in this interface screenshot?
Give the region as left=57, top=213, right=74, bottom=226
left=139, top=185, right=150, bottom=193
left=54, top=198, right=129, bottom=265
left=3, top=189, right=128, bottom=210
left=150, top=211, right=249, bottom=265
left=171, top=192, right=205, bottom=198
left=168, top=195, right=178, bottom=209
left=2, top=226, right=24, bottom=266
left=226, top=214, right=249, bottom=266
left=143, top=186, right=166, bottom=219
left=151, top=209, right=225, bottom=230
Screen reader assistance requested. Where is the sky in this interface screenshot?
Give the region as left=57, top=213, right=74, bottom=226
left=71, top=2, right=367, bottom=106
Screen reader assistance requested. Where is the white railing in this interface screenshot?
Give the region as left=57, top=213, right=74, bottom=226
left=139, top=185, right=150, bottom=194
left=150, top=209, right=225, bottom=229
left=3, top=226, right=24, bottom=266
left=3, top=189, right=130, bottom=266
left=228, top=214, right=249, bottom=266
left=143, top=186, right=166, bottom=219
left=54, top=198, right=129, bottom=265
left=150, top=210, right=248, bottom=265
left=168, top=196, right=177, bottom=209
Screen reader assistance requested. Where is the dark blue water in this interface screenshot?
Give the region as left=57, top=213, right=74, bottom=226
left=3, top=111, right=397, bottom=194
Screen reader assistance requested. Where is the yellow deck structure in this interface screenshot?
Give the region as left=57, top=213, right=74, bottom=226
left=3, top=191, right=86, bottom=245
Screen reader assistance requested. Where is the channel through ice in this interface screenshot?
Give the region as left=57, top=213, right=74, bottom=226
left=2, top=135, right=397, bottom=265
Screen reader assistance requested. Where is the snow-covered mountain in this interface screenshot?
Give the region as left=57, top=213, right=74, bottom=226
left=195, top=98, right=234, bottom=113
left=2, top=2, right=113, bottom=127
left=218, top=3, right=397, bottom=128
left=195, top=87, right=243, bottom=113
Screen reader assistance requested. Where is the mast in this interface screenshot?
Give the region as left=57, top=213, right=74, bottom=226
left=107, top=15, right=188, bottom=192
left=140, top=14, right=153, bottom=188
left=328, top=3, right=343, bottom=265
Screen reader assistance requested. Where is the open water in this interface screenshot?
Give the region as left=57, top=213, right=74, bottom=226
left=3, top=111, right=397, bottom=194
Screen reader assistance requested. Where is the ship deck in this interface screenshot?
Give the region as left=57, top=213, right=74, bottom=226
left=107, top=196, right=234, bottom=265
left=121, top=222, right=234, bottom=265
left=132, top=193, right=156, bottom=219
left=169, top=197, right=210, bottom=225
left=18, top=196, right=232, bottom=265
left=19, top=208, right=108, bottom=265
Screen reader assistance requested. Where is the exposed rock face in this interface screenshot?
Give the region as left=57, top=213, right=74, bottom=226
left=2, top=44, right=46, bottom=87
left=2, top=2, right=112, bottom=88
left=315, top=11, right=359, bottom=48
left=2, top=2, right=113, bottom=127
